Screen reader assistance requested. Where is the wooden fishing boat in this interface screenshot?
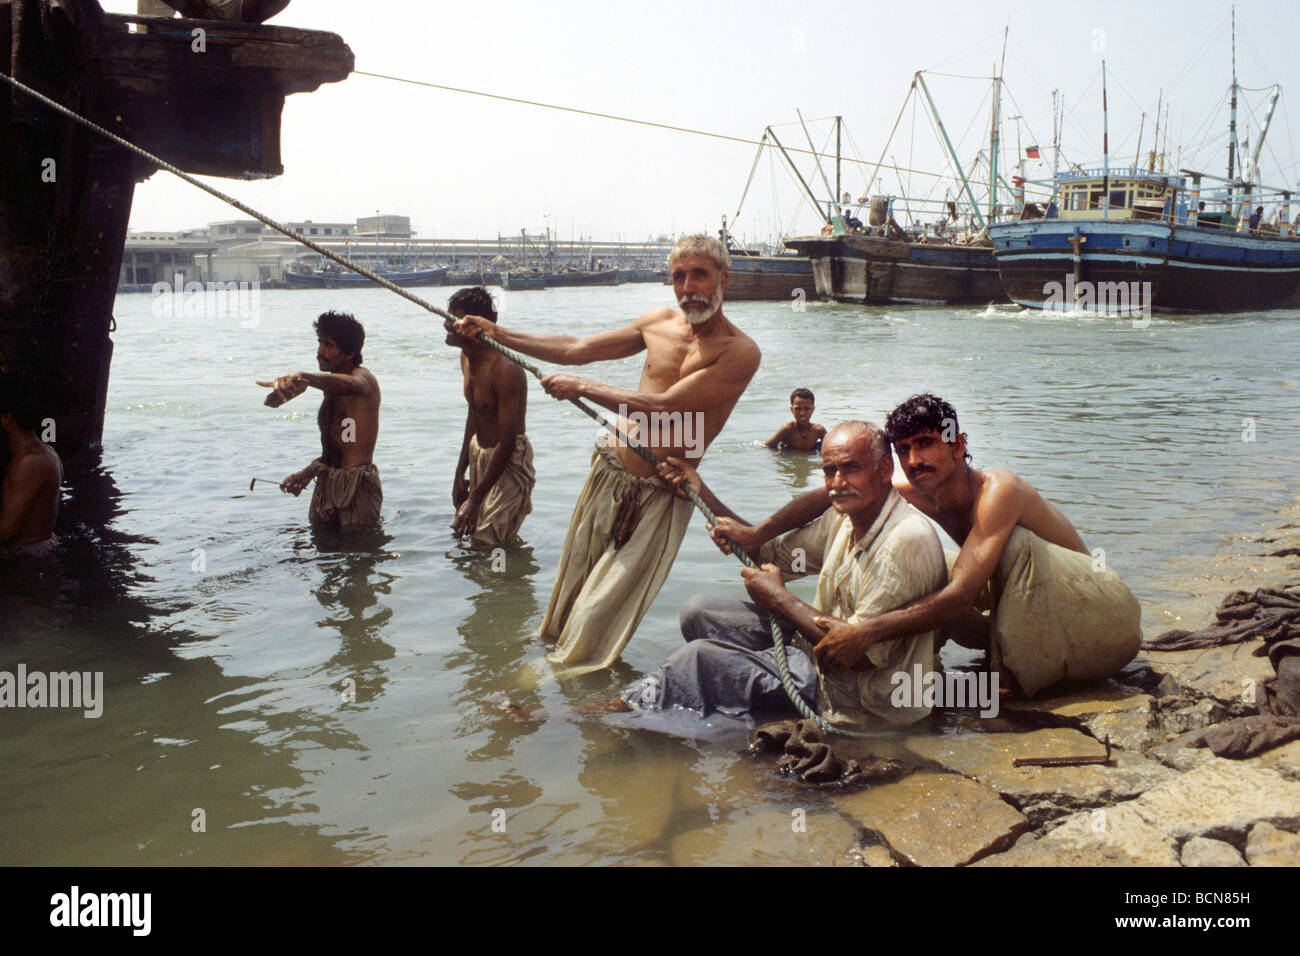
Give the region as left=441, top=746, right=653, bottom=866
left=544, top=267, right=621, bottom=287
left=784, top=232, right=1004, bottom=304
left=284, top=264, right=448, bottom=288
left=723, top=250, right=815, bottom=301
left=990, top=30, right=1299, bottom=313
left=500, top=269, right=546, bottom=290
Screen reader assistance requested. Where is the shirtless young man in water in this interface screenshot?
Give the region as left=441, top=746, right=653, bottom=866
left=0, top=378, right=62, bottom=559
left=445, top=287, right=534, bottom=547
left=259, top=311, right=382, bottom=529
left=713, top=393, right=1140, bottom=697
left=452, top=234, right=760, bottom=673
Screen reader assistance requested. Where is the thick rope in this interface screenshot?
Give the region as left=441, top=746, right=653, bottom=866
left=3, top=68, right=845, bottom=735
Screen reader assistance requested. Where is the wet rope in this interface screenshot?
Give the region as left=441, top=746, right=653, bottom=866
left=2, top=68, right=844, bottom=735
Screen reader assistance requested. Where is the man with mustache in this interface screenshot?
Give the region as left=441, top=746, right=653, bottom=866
left=595, top=421, right=946, bottom=727
left=259, top=311, right=382, bottom=529
left=713, top=394, right=1141, bottom=698
left=451, top=235, right=759, bottom=673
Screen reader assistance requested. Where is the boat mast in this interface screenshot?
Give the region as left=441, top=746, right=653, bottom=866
left=836, top=115, right=842, bottom=211
left=797, top=109, right=837, bottom=220
left=915, top=72, right=986, bottom=229
left=1052, top=90, right=1061, bottom=204
left=1102, top=60, right=1110, bottom=220
left=1227, top=6, right=1238, bottom=211
left=990, top=26, right=1007, bottom=224
left=766, top=126, right=831, bottom=225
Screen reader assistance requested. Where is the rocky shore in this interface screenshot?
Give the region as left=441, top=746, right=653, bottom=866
left=669, top=507, right=1300, bottom=867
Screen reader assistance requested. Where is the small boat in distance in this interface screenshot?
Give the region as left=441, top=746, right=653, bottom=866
left=284, top=263, right=448, bottom=288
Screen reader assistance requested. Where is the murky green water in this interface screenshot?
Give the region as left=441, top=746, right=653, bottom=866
left=3, top=286, right=1298, bottom=864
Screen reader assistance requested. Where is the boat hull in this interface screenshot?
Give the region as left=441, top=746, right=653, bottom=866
left=285, top=267, right=449, bottom=289
left=783, top=235, right=1006, bottom=305
left=724, top=254, right=815, bottom=301
left=990, top=220, right=1300, bottom=312
left=545, top=269, right=621, bottom=287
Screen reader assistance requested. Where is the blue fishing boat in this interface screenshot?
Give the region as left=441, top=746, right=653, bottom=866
left=990, top=24, right=1299, bottom=313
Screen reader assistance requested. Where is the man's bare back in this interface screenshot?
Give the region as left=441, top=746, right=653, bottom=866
left=0, top=439, right=61, bottom=547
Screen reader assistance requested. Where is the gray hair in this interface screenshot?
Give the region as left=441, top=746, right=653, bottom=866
left=670, top=234, right=730, bottom=272
left=826, top=420, right=889, bottom=465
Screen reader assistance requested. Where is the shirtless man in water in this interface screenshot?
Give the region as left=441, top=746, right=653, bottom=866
left=446, top=287, right=534, bottom=547
left=259, top=311, right=382, bottom=529
left=452, top=234, right=760, bottom=672
left=713, top=393, right=1140, bottom=697
left=0, top=378, right=62, bottom=559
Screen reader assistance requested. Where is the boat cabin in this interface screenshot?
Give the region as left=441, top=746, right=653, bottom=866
left=1057, top=168, right=1186, bottom=222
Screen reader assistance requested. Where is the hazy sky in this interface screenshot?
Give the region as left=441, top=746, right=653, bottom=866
left=101, top=0, right=1298, bottom=244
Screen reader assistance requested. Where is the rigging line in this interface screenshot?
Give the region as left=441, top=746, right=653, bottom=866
left=923, top=27, right=1006, bottom=73
left=730, top=132, right=768, bottom=223
left=921, top=71, right=994, bottom=81
left=0, top=66, right=844, bottom=734
left=1161, top=14, right=1230, bottom=97
left=353, top=68, right=952, bottom=183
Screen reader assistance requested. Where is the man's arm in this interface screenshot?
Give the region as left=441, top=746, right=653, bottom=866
left=452, top=313, right=647, bottom=366
left=813, top=481, right=1022, bottom=670
left=541, top=338, right=760, bottom=418
left=0, top=458, right=40, bottom=543
left=764, top=424, right=793, bottom=449
left=711, top=486, right=831, bottom=556
left=741, top=564, right=837, bottom=645
left=257, top=368, right=375, bottom=403
left=452, top=397, right=475, bottom=509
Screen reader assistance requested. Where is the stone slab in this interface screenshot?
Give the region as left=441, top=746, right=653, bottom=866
left=1181, top=836, right=1246, bottom=867
left=972, top=802, right=1179, bottom=867
left=1129, top=758, right=1300, bottom=841
left=836, top=772, right=1029, bottom=867
left=905, top=728, right=1177, bottom=825
left=1244, top=821, right=1300, bottom=866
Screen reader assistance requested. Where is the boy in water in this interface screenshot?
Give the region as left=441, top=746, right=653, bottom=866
left=764, top=388, right=826, bottom=451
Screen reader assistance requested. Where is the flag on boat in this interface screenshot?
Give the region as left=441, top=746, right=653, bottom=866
left=1025, top=145, right=1040, bottom=159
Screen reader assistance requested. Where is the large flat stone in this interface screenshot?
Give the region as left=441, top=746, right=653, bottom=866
left=1244, top=821, right=1300, bottom=866
left=906, top=728, right=1177, bottom=825
left=1245, top=738, right=1300, bottom=782
left=1144, top=641, right=1274, bottom=713
left=835, top=772, right=1029, bottom=867
left=669, top=809, right=862, bottom=866
left=972, top=802, right=1179, bottom=867
left=1128, top=758, right=1300, bottom=841
left=1180, top=836, right=1246, bottom=867
left=1005, top=684, right=1163, bottom=751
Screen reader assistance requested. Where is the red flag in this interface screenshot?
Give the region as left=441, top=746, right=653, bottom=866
left=1025, top=145, right=1041, bottom=159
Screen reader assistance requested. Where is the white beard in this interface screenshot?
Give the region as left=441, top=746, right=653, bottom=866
left=679, top=285, right=723, bottom=325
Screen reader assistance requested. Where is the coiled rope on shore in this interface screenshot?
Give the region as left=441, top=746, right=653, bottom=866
left=2, top=68, right=861, bottom=736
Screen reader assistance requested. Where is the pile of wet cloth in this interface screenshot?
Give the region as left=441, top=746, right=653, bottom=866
left=750, top=719, right=908, bottom=787
left=1145, top=583, right=1300, bottom=758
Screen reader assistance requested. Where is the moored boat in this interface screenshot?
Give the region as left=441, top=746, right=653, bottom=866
left=723, top=250, right=815, bottom=301
left=284, top=264, right=448, bottom=288
left=785, top=232, right=1004, bottom=304
left=989, top=169, right=1300, bottom=312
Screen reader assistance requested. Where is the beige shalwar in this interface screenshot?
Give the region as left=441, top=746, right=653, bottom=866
left=308, top=461, right=383, bottom=529
left=466, top=434, right=535, bottom=547
left=944, top=527, right=1142, bottom=697
left=539, top=442, right=694, bottom=675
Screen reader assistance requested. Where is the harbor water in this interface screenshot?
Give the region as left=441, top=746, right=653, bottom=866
left=3, top=284, right=1299, bottom=864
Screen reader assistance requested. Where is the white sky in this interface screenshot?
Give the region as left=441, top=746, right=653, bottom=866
left=101, top=0, right=1300, bottom=244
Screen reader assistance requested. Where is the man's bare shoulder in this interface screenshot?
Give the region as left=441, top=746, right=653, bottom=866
left=352, top=366, right=380, bottom=394
left=7, top=446, right=60, bottom=483
left=632, top=306, right=681, bottom=330
left=978, top=467, right=1086, bottom=552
